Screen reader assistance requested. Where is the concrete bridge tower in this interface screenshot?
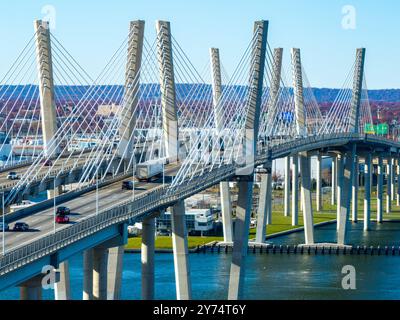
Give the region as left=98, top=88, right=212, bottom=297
left=228, top=20, right=268, bottom=300
left=210, top=48, right=233, bottom=243
left=337, top=48, right=365, bottom=245
left=291, top=48, right=314, bottom=243
left=156, top=21, right=179, bottom=164
left=34, top=20, right=58, bottom=158
left=118, top=20, right=145, bottom=163
left=255, top=48, right=283, bottom=243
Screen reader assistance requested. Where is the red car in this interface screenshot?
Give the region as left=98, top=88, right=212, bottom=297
left=56, top=214, right=70, bottom=224
left=56, top=207, right=71, bottom=224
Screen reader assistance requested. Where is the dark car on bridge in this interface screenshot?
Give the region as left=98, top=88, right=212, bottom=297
left=7, top=172, right=20, bottom=180
left=42, top=159, right=53, bottom=167
left=57, top=207, right=71, bottom=216
left=122, top=181, right=134, bottom=190
left=13, top=222, right=29, bottom=232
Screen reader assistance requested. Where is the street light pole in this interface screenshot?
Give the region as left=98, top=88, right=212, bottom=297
left=53, top=178, right=56, bottom=234
left=132, top=160, right=135, bottom=201
left=2, top=192, right=5, bottom=255
left=96, top=169, right=99, bottom=215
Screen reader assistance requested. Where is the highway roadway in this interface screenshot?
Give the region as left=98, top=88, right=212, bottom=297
left=0, top=163, right=181, bottom=255
left=0, top=156, right=98, bottom=189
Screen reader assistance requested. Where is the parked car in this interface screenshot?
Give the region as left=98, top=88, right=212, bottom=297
left=122, top=181, right=134, bottom=190
left=13, top=222, right=29, bottom=232
left=7, top=172, right=20, bottom=180
left=0, top=222, right=9, bottom=231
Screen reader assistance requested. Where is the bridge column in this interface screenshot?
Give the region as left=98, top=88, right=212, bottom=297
left=300, top=152, right=314, bottom=244
left=107, top=246, right=124, bottom=300
left=34, top=20, right=58, bottom=157
left=291, top=154, right=299, bottom=226
left=156, top=21, right=179, bottom=163
left=391, top=158, right=395, bottom=201
left=228, top=20, right=268, bottom=301
left=351, top=155, right=359, bottom=222
left=228, top=178, right=253, bottom=300
left=19, top=276, right=43, bottom=300
left=386, top=157, right=393, bottom=213
left=336, top=154, right=343, bottom=230
left=256, top=167, right=272, bottom=243
left=284, top=156, right=291, bottom=216
left=171, top=200, right=191, bottom=300
left=93, top=246, right=109, bottom=300
left=142, top=217, right=155, bottom=300
left=331, top=156, right=337, bottom=205
left=118, top=20, right=145, bottom=162
left=337, top=145, right=357, bottom=245
left=54, top=261, right=71, bottom=300
left=397, top=159, right=400, bottom=206
left=210, top=48, right=233, bottom=243
left=83, top=249, right=93, bottom=300
left=364, top=154, right=372, bottom=231
left=316, top=154, right=322, bottom=212
left=377, top=156, right=383, bottom=223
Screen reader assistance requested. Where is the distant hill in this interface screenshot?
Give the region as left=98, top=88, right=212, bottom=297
left=1, top=85, right=400, bottom=104
left=313, top=88, right=400, bottom=103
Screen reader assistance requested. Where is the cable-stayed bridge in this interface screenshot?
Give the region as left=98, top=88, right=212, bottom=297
left=0, top=19, right=398, bottom=301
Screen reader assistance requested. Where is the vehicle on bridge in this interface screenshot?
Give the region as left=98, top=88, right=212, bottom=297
left=56, top=207, right=71, bottom=224
left=136, top=160, right=163, bottom=182
left=13, top=222, right=29, bottom=232
left=10, top=200, right=37, bottom=213
left=122, top=181, right=134, bottom=190
left=42, top=159, right=53, bottom=167
left=7, top=172, right=20, bottom=180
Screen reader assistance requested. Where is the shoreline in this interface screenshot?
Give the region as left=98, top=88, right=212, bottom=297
left=124, top=219, right=337, bottom=254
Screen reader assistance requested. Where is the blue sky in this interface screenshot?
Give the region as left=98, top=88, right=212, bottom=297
left=0, top=0, right=398, bottom=89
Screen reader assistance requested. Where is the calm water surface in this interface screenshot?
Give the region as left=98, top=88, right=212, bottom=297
left=1, top=221, right=400, bottom=300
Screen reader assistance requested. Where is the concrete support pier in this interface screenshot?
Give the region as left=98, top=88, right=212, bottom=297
left=397, top=161, right=400, bottom=206
left=316, top=154, right=322, bottom=212
left=141, top=217, right=155, bottom=300
left=331, top=156, right=337, bottom=205
left=351, top=155, right=359, bottom=222
left=256, top=169, right=272, bottom=243
left=284, top=156, right=291, bottom=217
left=54, top=261, right=71, bottom=300
left=291, top=154, right=299, bottom=226
left=386, top=158, right=392, bottom=213
left=93, top=246, right=109, bottom=300
left=377, top=156, right=383, bottom=223
left=210, top=48, right=234, bottom=243
left=19, top=276, right=43, bottom=300
left=171, top=200, right=191, bottom=300
left=364, top=154, right=372, bottom=231
left=337, top=146, right=356, bottom=245
left=336, top=154, right=344, bottom=230
left=83, top=249, right=93, bottom=300
left=107, top=246, right=124, bottom=300
left=228, top=178, right=253, bottom=300
left=299, top=152, right=314, bottom=244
